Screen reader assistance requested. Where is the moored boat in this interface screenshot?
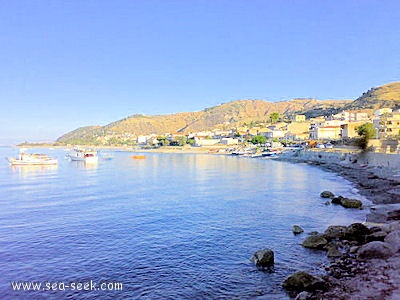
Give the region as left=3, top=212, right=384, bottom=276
left=67, top=148, right=98, bottom=163
left=8, top=152, right=58, bottom=166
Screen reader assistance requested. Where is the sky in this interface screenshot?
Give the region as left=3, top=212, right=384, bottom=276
left=0, top=0, right=399, bottom=144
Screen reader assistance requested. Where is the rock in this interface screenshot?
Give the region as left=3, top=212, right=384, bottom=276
left=384, top=230, right=400, bottom=252
left=308, top=231, right=319, bottom=236
left=295, top=291, right=312, bottom=300
left=326, top=245, right=342, bottom=258
left=320, top=191, right=335, bottom=199
left=345, top=223, right=370, bottom=242
left=324, top=225, right=347, bottom=240
left=357, top=241, right=394, bottom=260
left=331, top=196, right=344, bottom=205
left=302, top=234, right=328, bottom=249
left=366, top=231, right=387, bottom=242
left=282, top=271, right=325, bottom=292
left=349, top=246, right=359, bottom=254
left=293, top=225, right=304, bottom=235
left=367, top=204, right=400, bottom=223
left=250, top=248, right=274, bottom=268
left=340, top=198, right=363, bottom=209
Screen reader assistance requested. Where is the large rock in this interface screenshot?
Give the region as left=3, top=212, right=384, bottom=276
left=282, top=271, right=325, bottom=292
left=384, top=230, right=400, bottom=252
left=345, top=223, right=370, bottom=242
left=293, top=225, right=304, bottom=235
left=250, top=248, right=274, bottom=268
left=302, top=234, right=328, bottom=249
left=340, top=198, right=363, bottom=209
left=331, top=196, right=344, bottom=205
left=357, top=241, right=394, bottom=260
left=324, top=225, right=347, bottom=240
left=320, top=191, right=335, bottom=199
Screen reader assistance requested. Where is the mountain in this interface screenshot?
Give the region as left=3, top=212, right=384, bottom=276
left=56, top=98, right=350, bottom=144
left=56, top=82, right=400, bottom=144
left=345, top=82, right=400, bottom=111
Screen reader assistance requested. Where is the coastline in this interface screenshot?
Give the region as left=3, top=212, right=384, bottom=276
left=276, top=150, right=400, bottom=299
left=13, top=144, right=400, bottom=298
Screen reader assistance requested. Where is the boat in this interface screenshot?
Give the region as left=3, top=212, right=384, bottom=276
left=8, top=152, right=58, bottom=166
left=67, top=148, right=98, bottom=163
left=261, top=149, right=280, bottom=157
left=132, top=155, right=146, bottom=159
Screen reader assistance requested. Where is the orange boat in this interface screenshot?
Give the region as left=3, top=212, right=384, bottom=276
left=132, top=155, right=146, bottom=159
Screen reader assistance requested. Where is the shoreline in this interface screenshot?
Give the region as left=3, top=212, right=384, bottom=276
left=276, top=150, right=400, bottom=299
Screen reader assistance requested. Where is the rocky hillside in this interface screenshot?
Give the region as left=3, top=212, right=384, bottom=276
left=57, top=98, right=350, bottom=143
left=57, top=82, right=400, bottom=144
left=345, top=82, right=400, bottom=110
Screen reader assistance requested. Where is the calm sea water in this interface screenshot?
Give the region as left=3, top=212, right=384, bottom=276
left=0, top=147, right=368, bottom=299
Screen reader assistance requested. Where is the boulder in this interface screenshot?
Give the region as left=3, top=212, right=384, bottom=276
left=357, top=241, right=394, bottom=260
left=345, top=223, right=370, bottom=242
left=282, top=271, right=325, bottom=292
left=250, top=248, right=274, bottom=268
left=302, top=234, right=328, bottom=249
left=326, top=245, right=342, bottom=258
left=324, top=225, right=347, bottom=240
left=340, top=198, right=362, bottom=209
left=331, top=196, right=344, bottom=205
left=320, top=191, right=335, bottom=199
left=384, top=230, right=400, bottom=252
left=293, top=225, right=304, bottom=235
left=366, top=231, right=388, bottom=242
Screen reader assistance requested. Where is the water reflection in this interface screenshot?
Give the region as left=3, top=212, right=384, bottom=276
left=69, top=160, right=98, bottom=170
left=10, top=164, right=58, bottom=178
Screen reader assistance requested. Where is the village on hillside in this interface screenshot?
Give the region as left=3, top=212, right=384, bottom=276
left=57, top=107, right=400, bottom=154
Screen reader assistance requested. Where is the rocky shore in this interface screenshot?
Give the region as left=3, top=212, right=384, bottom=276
left=277, top=150, right=400, bottom=299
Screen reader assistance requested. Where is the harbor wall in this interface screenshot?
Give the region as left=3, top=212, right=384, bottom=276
left=289, top=150, right=400, bottom=170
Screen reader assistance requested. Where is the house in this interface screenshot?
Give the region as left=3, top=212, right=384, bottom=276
left=340, top=122, right=366, bottom=138
left=293, top=115, right=306, bottom=122
left=374, top=111, right=400, bottom=138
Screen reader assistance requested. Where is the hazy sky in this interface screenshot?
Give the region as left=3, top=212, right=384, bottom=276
left=0, top=0, right=399, bottom=144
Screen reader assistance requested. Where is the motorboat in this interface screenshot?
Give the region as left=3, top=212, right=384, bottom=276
left=8, top=152, right=58, bottom=166
left=67, top=148, right=98, bottom=163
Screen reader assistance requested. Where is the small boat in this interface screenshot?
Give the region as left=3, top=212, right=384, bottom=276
left=261, top=149, right=279, bottom=157
left=132, top=155, right=146, bottom=159
left=8, top=152, right=58, bottom=166
left=67, top=148, right=98, bottom=163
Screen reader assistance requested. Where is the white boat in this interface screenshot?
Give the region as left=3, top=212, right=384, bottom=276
left=67, top=148, right=98, bottom=163
left=8, top=152, right=58, bottom=166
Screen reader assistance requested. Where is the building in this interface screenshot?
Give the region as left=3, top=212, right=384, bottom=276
left=340, top=122, right=366, bottom=138
left=374, top=108, right=393, bottom=117
left=332, top=111, right=369, bottom=122
left=293, top=115, right=306, bottom=122
left=374, top=111, right=400, bottom=138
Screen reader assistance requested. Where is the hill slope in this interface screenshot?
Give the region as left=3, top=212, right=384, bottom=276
left=345, top=82, right=400, bottom=110
left=56, top=81, right=400, bottom=144
left=57, top=98, right=351, bottom=143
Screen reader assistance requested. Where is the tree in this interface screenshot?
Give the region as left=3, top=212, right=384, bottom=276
left=251, top=135, right=267, bottom=145
left=356, top=123, right=376, bottom=150
left=269, top=112, right=280, bottom=124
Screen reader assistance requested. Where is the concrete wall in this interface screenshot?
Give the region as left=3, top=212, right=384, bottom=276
left=291, top=149, right=400, bottom=169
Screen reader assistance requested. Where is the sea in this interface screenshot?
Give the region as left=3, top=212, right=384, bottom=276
left=0, top=147, right=369, bottom=299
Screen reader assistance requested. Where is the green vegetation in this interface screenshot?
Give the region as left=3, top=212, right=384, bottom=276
left=251, top=135, right=267, bottom=145
left=356, top=123, right=376, bottom=150
left=269, top=112, right=280, bottom=123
